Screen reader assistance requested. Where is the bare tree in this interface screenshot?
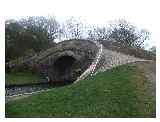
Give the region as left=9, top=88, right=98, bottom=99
left=149, top=46, right=156, bottom=54
left=19, top=16, right=62, bottom=41
left=45, top=16, right=63, bottom=41
left=108, top=19, right=151, bottom=48
left=135, top=29, right=151, bottom=48
left=66, top=17, right=84, bottom=39
left=87, top=19, right=150, bottom=48
left=88, top=26, right=109, bottom=40
left=88, top=28, right=97, bottom=40
left=5, top=16, right=63, bottom=61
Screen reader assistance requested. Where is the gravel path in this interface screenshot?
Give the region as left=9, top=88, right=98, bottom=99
left=6, top=84, right=52, bottom=96
left=130, top=61, right=156, bottom=96
left=5, top=83, right=54, bottom=103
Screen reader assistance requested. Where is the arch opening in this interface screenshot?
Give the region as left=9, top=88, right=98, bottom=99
left=52, top=56, right=81, bottom=84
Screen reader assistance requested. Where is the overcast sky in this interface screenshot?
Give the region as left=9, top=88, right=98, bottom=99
left=2, top=0, right=160, bottom=49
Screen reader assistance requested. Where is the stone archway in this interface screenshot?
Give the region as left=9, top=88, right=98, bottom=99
left=20, top=39, right=99, bottom=84
left=51, top=55, right=82, bottom=83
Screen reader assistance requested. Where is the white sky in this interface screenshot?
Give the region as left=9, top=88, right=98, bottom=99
left=1, top=0, right=160, bottom=48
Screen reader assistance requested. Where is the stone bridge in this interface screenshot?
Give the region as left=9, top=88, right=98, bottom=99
left=8, top=39, right=145, bottom=84
left=27, top=40, right=99, bottom=83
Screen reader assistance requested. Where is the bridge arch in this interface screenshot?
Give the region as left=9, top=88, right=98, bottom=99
left=52, top=55, right=81, bottom=83
left=32, top=39, right=99, bottom=84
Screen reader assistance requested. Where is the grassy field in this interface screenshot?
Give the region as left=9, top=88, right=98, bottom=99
left=5, top=64, right=155, bottom=117
left=5, top=72, right=44, bottom=85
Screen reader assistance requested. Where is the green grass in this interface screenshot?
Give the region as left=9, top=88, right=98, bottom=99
left=5, top=65, right=155, bottom=117
left=5, top=72, right=44, bottom=85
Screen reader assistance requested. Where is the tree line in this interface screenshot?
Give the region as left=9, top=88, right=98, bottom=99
left=5, top=16, right=153, bottom=62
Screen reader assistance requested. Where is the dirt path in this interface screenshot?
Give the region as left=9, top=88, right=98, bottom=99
left=5, top=88, right=53, bottom=103
left=130, top=60, right=156, bottom=96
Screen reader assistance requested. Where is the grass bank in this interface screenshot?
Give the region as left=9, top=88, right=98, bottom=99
left=5, top=64, right=155, bottom=117
left=5, top=72, right=44, bottom=85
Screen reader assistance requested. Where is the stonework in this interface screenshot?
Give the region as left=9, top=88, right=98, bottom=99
left=7, top=39, right=152, bottom=84
left=30, top=39, right=98, bottom=83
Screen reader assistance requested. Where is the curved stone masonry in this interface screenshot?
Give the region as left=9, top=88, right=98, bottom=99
left=36, top=40, right=99, bottom=83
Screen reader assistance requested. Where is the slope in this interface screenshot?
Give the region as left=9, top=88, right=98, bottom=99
left=6, top=61, right=156, bottom=118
